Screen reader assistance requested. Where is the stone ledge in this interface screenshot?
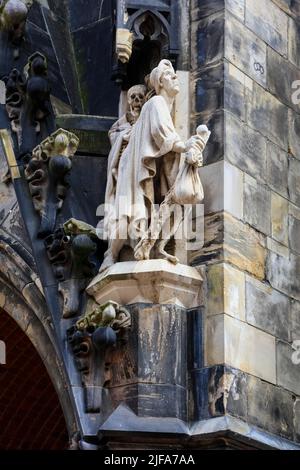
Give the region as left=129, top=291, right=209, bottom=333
left=87, top=260, right=203, bottom=308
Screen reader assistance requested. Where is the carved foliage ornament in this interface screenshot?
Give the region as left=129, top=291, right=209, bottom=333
left=4, top=52, right=55, bottom=157
left=45, top=219, right=98, bottom=319
left=25, top=128, right=79, bottom=238
left=68, top=301, right=131, bottom=413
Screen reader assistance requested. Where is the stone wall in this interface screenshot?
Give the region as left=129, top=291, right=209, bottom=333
left=191, top=0, right=300, bottom=443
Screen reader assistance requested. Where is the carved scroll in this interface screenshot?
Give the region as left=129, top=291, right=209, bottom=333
left=25, top=128, right=79, bottom=238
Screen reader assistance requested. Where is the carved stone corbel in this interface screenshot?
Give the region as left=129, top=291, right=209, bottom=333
left=45, top=219, right=98, bottom=318
left=4, top=52, right=56, bottom=160
left=116, top=28, right=134, bottom=64
left=68, top=301, right=131, bottom=413
left=25, top=128, right=79, bottom=238
left=0, top=1, right=33, bottom=56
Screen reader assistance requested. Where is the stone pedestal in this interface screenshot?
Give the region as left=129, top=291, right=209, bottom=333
left=86, top=260, right=203, bottom=308
left=86, top=260, right=204, bottom=429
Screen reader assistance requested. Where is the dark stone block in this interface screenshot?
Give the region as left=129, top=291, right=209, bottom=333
left=187, top=308, right=204, bottom=370
left=55, top=115, right=115, bottom=155
left=195, top=63, right=224, bottom=114
left=24, top=22, right=69, bottom=105
left=27, top=2, right=47, bottom=32
left=247, top=82, right=288, bottom=151
left=246, top=276, right=290, bottom=341
left=69, top=0, right=110, bottom=31
left=42, top=8, right=82, bottom=112
left=196, top=110, right=224, bottom=164
left=108, top=304, right=188, bottom=401
left=109, top=383, right=187, bottom=420
left=268, top=48, right=300, bottom=112
left=72, top=18, right=119, bottom=116
left=248, top=374, right=294, bottom=440
left=47, top=0, right=69, bottom=20
left=224, top=62, right=245, bottom=121
left=194, top=13, right=225, bottom=69
left=267, top=251, right=300, bottom=301
left=289, top=157, right=300, bottom=207
left=190, top=366, right=247, bottom=421
left=191, top=0, right=224, bottom=20
left=59, top=154, right=108, bottom=229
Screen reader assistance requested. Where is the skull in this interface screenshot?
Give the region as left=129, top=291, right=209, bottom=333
left=127, top=85, right=146, bottom=119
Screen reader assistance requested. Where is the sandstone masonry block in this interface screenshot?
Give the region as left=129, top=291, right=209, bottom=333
left=192, top=12, right=224, bottom=71
left=277, top=340, right=300, bottom=395
left=246, top=82, right=288, bottom=150
left=272, top=0, right=300, bottom=19
left=225, top=112, right=267, bottom=182
left=244, top=173, right=271, bottom=235
left=288, top=157, right=300, bottom=207
left=267, top=251, right=300, bottom=301
left=289, top=204, right=300, bottom=255
left=248, top=375, right=294, bottom=440
left=245, top=0, right=288, bottom=55
left=267, top=141, right=288, bottom=198
left=288, top=110, right=300, bottom=161
left=271, top=192, right=289, bottom=246
left=267, top=47, right=300, bottom=112
left=246, top=275, right=290, bottom=341
left=207, top=263, right=245, bottom=320
left=288, top=18, right=300, bottom=69
left=225, top=14, right=267, bottom=87
left=291, top=300, right=300, bottom=342
left=224, top=213, right=266, bottom=279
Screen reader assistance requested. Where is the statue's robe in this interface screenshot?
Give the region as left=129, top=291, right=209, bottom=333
left=104, top=95, right=183, bottom=243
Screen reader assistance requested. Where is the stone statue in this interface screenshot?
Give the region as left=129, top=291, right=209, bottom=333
left=99, top=59, right=210, bottom=272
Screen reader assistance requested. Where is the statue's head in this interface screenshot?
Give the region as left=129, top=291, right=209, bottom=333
left=127, top=84, right=147, bottom=117
left=150, top=59, right=180, bottom=97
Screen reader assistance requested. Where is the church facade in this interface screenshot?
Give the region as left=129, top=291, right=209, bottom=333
left=0, top=0, right=300, bottom=450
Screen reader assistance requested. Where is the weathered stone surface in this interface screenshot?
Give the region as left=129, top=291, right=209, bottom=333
left=191, top=0, right=224, bottom=20
left=0, top=148, right=17, bottom=225
left=199, top=160, right=243, bottom=219
left=248, top=375, right=294, bottom=440
left=295, top=400, right=300, bottom=443
left=246, top=82, right=289, bottom=150
left=288, top=157, right=300, bottom=207
left=245, top=0, right=288, bottom=55
left=271, top=192, right=289, bottom=246
left=192, top=12, right=224, bottom=71
left=272, top=0, right=300, bottom=18
left=195, top=63, right=224, bottom=115
left=225, top=112, right=267, bottom=182
left=209, top=366, right=247, bottom=418
left=225, top=14, right=267, bottom=87
left=196, top=110, right=224, bottom=164
left=267, top=251, right=300, bottom=301
left=206, top=314, right=276, bottom=383
left=207, top=263, right=245, bottom=321
left=289, top=18, right=300, bottom=69
left=267, top=48, right=300, bottom=112
left=277, top=340, right=300, bottom=395
left=289, top=110, right=300, bottom=161
left=244, top=174, right=271, bottom=235
left=267, top=237, right=289, bottom=258
left=267, top=141, right=288, bottom=198
left=289, top=209, right=300, bottom=254
left=224, top=62, right=248, bottom=121
left=189, top=212, right=224, bottom=266
left=226, top=0, right=245, bottom=20
left=224, top=213, right=266, bottom=279
left=290, top=300, right=300, bottom=342
left=246, top=275, right=290, bottom=341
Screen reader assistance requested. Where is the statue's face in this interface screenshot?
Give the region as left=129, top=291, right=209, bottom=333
left=128, top=86, right=146, bottom=115
left=160, top=68, right=180, bottom=97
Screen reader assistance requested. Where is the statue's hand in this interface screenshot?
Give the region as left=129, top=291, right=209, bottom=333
left=185, top=149, right=202, bottom=167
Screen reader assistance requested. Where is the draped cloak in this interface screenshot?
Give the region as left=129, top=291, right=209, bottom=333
left=103, top=95, right=183, bottom=243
